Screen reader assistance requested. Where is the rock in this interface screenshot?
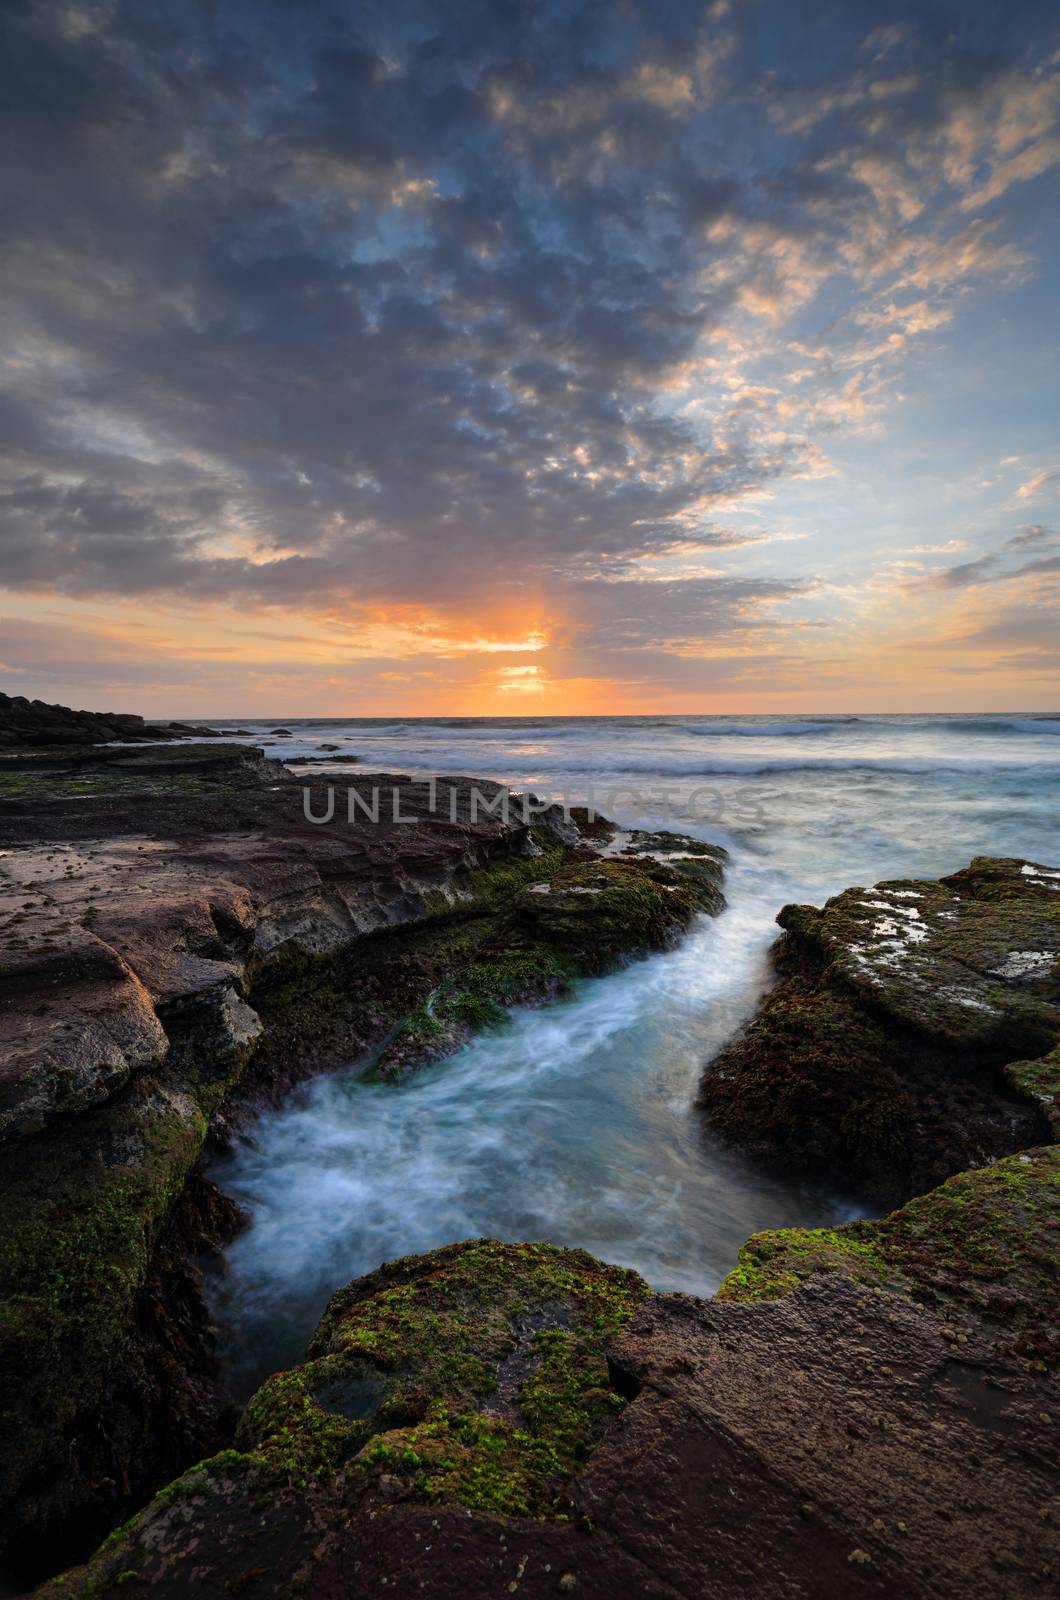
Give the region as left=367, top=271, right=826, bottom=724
left=0, top=1077, right=219, bottom=1585
left=292, top=751, right=361, bottom=763
left=0, top=691, right=224, bottom=748
left=36, top=1155, right=1060, bottom=1598
left=716, top=1145, right=1060, bottom=1361
left=270, top=727, right=294, bottom=736
left=514, top=853, right=724, bottom=973
left=1004, top=1045, right=1060, bottom=1138
left=699, top=856, right=1059, bottom=1200
left=0, top=741, right=272, bottom=806
left=0, top=921, right=169, bottom=1140
left=146, top=719, right=225, bottom=737
left=31, top=1240, right=654, bottom=1597
left=0, top=755, right=726, bottom=1581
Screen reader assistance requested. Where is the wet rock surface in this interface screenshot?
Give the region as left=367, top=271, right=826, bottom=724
left=36, top=1153, right=1060, bottom=1599
left=699, top=855, right=1060, bottom=1201
left=0, top=749, right=725, bottom=1587
left=5, top=752, right=1057, bottom=1600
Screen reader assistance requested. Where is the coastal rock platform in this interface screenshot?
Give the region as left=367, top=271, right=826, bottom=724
left=699, top=856, right=1060, bottom=1201
left=0, top=743, right=725, bottom=1587
left=37, top=1149, right=1060, bottom=1599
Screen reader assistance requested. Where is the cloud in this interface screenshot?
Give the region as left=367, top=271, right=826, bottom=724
left=1015, top=468, right=1060, bottom=501
left=906, top=540, right=967, bottom=553
left=924, top=524, right=1060, bottom=590
left=0, top=0, right=1057, bottom=707
left=1006, top=524, right=1055, bottom=548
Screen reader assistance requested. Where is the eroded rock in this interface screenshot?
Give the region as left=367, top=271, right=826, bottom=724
left=699, top=856, right=1059, bottom=1199
left=0, top=754, right=726, bottom=1583
left=37, top=1154, right=1060, bottom=1599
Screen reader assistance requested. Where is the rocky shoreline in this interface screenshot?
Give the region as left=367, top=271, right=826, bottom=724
left=0, top=727, right=1057, bottom=1596
left=699, top=856, right=1059, bottom=1203
left=0, top=739, right=724, bottom=1589
left=0, top=690, right=242, bottom=748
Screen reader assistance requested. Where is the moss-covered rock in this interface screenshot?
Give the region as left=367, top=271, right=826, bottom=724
left=515, top=855, right=723, bottom=973
left=2, top=797, right=726, bottom=1588
left=1004, top=1043, right=1060, bottom=1138
left=778, top=857, right=1060, bottom=1051
left=265, top=1238, right=648, bottom=1512
left=0, top=1076, right=234, bottom=1587
left=701, top=856, right=1058, bottom=1200
left=34, top=1241, right=649, bottom=1597
left=718, top=1145, right=1060, bottom=1362
left=254, top=829, right=725, bottom=1086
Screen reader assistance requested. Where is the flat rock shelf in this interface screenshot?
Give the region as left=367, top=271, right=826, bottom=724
left=1, top=726, right=1058, bottom=1598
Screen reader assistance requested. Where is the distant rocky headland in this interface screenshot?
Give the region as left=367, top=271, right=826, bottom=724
left=0, top=690, right=247, bottom=747
left=0, top=697, right=1056, bottom=1597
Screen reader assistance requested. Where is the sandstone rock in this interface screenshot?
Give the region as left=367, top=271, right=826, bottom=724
left=0, top=755, right=726, bottom=1582
left=36, top=1152, right=1060, bottom=1599
left=699, top=856, right=1059, bottom=1200
left=0, top=919, right=168, bottom=1141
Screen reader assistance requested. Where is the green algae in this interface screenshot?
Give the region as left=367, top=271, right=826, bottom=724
left=716, top=1224, right=896, bottom=1303
left=701, top=856, right=1060, bottom=1200
left=517, top=856, right=722, bottom=973
left=0, top=772, right=221, bottom=799
left=700, top=970, right=915, bottom=1186
left=717, top=1147, right=1060, bottom=1359
left=42, top=1238, right=651, bottom=1598
left=1004, top=1046, right=1060, bottom=1138
left=0, top=1082, right=206, bottom=1383
left=235, top=1240, right=649, bottom=1512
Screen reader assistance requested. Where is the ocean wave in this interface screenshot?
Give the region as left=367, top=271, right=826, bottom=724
left=923, top=716, right=1060, bottom=736
left=536, top=754, right=1060, bottom=778
left=681, top=719, right=861, bottom=737
left=350, top=721, right=624, bottom=741
left=328, top=752, right=1060, bottom=780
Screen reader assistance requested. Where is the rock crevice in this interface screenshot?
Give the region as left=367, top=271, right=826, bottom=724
left=0, top=751, right=726, bottom=1588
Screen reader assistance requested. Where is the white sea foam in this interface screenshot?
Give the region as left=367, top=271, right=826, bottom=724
left=208, top=712, right=1060, bottom=1393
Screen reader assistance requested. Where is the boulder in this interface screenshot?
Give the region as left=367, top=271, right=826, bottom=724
left=700, top=856, right=1059, bottom=1200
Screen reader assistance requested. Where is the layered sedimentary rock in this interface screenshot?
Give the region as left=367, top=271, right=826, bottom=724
left=8, top=745, right=1059, bottom=1600
left=699, top=856, right=1060, bottom=1200
left=0, top=746, right=725, bottom=1586
left=37, top=1149, right=1059, bottom=1599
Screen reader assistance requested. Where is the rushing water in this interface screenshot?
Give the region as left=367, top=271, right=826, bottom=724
left=207, top=713, right=1060, bottom=1393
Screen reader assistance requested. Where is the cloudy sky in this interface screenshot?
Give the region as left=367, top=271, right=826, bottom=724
left=2, top=0, right=1058, bottom=715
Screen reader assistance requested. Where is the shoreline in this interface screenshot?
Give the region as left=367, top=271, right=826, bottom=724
left=0, top=732, right=1056, bottom=1596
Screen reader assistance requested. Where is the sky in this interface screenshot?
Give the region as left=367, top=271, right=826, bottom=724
left=1, top=0, right=1059, bottom=716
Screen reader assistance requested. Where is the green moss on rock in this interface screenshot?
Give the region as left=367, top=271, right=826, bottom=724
left=260, top=826, right=726, bottom=1086
left=700, top=972, right=916, bottom=1188
left=36, top=1241, right=650, bottom=1595
left=716, top=1223, right=896, bottom=1303
left=1004, top=1045, right=1060, bottom=1138
left=295, top=1238, right=649, bottom=1515
left=515, top=856, right=721, bottom=973
left=718, top=1147, right=1060, bottom=1361
left=701, top=857, right=1059, bottom=1201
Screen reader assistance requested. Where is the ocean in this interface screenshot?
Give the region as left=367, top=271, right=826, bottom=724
left=205, top=712, right=1060, bottom=1390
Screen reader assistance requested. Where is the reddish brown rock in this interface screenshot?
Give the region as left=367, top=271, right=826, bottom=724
left=34, top=1151, right=1060, bottom=1599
